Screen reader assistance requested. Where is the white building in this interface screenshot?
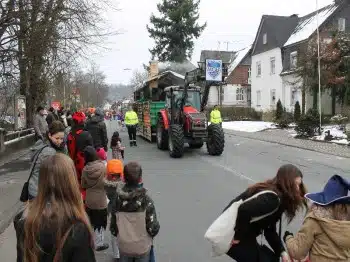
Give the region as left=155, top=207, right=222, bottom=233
left=251, top=1, right=350, bottom=115
left=250, top=15, right=299, bottom=112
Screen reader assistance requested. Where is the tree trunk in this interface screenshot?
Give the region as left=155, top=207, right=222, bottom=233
left=18, top=0, right=31, bottom=126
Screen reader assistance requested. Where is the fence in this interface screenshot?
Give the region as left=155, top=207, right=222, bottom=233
left=0, top=128, right=35, bottom=157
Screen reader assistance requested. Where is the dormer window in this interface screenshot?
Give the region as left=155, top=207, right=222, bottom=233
left=290, top=51, right=298, bottom=69
left=263, top=33, right=267, bottom=44
left=338, top=18, right=346, bottom=32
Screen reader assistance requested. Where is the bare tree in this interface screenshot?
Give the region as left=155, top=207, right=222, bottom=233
left=14, top=0, right=120, bottom=124
left=130, top=69, right=148, bottom=90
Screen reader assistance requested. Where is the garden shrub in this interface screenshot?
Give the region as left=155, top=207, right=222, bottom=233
left=276, top=112, right=294, bottom=128
left=294, top=101, right=301, bottom=122
left=275, top=99, right=283, bottom=121
left=295, top=108, right=320, bottom=137
left=273, top=100, right=293, bottom=129
left=206, top=106, right=262, bottom=121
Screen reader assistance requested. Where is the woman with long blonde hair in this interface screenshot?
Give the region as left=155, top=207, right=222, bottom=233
left=14, top=154, right=96, bottom=262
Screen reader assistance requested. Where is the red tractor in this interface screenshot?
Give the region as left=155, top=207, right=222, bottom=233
left=156, top=61, right=228, bottom=158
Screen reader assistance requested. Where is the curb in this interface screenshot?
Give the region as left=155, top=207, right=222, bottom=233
left=224, top=129, right=350, bottom=159
left=0, top=201, right=23, bottom=235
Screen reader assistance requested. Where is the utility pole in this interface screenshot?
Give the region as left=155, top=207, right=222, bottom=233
left=316, top=0, right=322, bottom=133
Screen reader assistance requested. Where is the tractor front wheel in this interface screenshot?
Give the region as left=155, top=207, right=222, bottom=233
left=168, top=124, right=184, bottom=158
left=156, top=118, right=168, bottom=150
left=206, top=124, right=225, bottom=156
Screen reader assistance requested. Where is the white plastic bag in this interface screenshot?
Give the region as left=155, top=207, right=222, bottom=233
left=204, top=199, right=244, bottom=256
left=204, top=190, right=278, bottom=257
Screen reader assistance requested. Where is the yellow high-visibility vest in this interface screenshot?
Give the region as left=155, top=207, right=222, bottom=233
left=210, top=109, right=222, bottom=124
left=125, top=111, right=139, bottom=125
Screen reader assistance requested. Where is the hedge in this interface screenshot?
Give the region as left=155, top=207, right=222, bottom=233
left=206, top=106, right=262, bottom=121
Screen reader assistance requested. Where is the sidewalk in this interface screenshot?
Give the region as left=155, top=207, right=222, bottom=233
left=0, top=154, right=30, bottom=234
left=224, top=128, right=350, bottom=158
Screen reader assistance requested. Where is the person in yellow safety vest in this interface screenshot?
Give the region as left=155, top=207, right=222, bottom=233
left=124, top=106, right=139, bottom=147
left=210, top=105, right=222, bottom=126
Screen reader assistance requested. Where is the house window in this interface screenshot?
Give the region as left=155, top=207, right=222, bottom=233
left=290, top=51, right=298, bottom=69
left=236, top=88, right=244, bottom=101
left=270, top=57, right=275, bottom=74
left=256, top=61, right=261, bottom=77
left=257, top=91, right=261, bottom=106
left=338, top=18, right=346, bottom=32
left=263, top=33, right=267, bottom=44
left=271, top=89, right=276, bottom=105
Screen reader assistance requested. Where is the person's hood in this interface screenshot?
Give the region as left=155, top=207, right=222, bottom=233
left=90, top=114, right=104, bottom=123
left=94, top=108, right=105, bottom=119
left=83, top=160, right=105, bottom=186
left=308, top=205, right=350, bottom=249
left=117, top=183, right=147, bottom=201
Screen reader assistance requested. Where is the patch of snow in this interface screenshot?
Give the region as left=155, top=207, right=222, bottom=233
left=284, top=4, right=337, bottom=47
left=323, top=126, right=347, bottom=139
left=311, top=125, right=348, bottom=144
left=331, top=139, right=349, bottom=145
left=228, top=45, right=252, bottom=75
left=222, top=121, right=276, bottom=132
left=168, top=71, right=185, bottom=79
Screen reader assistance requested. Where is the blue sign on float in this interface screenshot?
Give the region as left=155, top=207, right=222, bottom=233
left=205, top=59, right=222, bottom=82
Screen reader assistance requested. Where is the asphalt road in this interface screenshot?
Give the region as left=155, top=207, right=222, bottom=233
left=1, top=120, right=350, bottom=262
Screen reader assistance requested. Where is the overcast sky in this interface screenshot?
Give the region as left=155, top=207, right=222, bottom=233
left=86, top=0, right=334, bottom=84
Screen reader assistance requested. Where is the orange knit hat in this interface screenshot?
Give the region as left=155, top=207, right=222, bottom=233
left=107, top=159, right=124, bottom=180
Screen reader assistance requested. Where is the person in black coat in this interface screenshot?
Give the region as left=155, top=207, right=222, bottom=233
left=85, top=108, right=108, bottom=151
left=14, top=154, right=95, bottom=262
left=46, top=107, right=59, bottom=126
left=225, top=164, right=307, bottom=262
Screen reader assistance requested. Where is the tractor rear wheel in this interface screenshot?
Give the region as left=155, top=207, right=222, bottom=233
left=156, top=118, right=168, bottom=150
left=206, top=124, right=225, bottom=156
left=168, top=124, right=184, bottom=158
left=189, top=141, right=204, bottom=149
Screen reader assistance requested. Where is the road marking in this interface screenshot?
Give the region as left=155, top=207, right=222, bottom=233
left=200, top=156, right=256, bottom=183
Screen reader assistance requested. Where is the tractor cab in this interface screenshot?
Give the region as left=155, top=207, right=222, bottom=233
left=164, top=86, right=201, bottom=111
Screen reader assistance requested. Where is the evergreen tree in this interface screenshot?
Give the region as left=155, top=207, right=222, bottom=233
left=147, top=0, right=207, bottom=62
left=294, top=101, right=301, bottom=122
left=276, top=99, right=283, bottom=120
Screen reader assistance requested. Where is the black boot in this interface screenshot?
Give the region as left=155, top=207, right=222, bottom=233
left=130, top=141, right=133, bottom=147
left=134, top=141, right=137, bottom=146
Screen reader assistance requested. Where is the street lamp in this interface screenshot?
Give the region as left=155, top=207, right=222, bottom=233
left=316, top=0, right=322, bottom=133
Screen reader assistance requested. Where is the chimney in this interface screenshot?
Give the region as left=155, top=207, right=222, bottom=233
left=148, top=60, right=159, bottom=79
